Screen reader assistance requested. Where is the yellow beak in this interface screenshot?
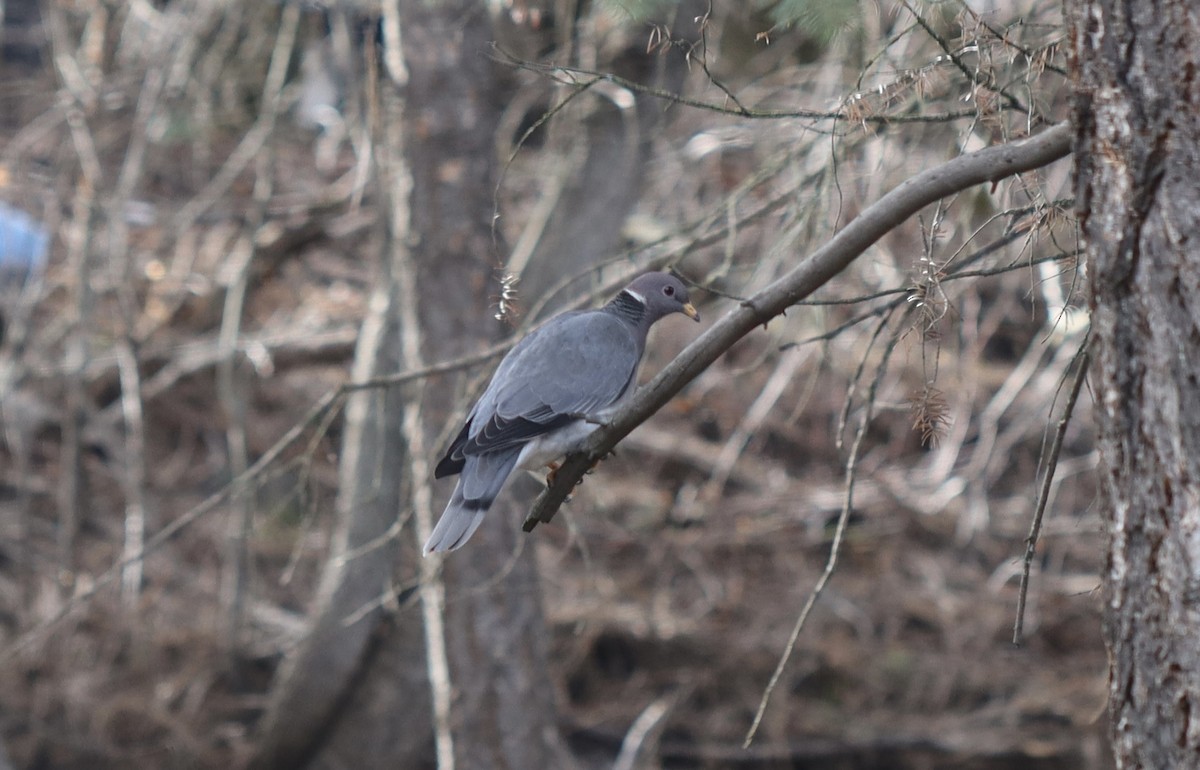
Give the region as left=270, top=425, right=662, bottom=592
left=682, top=302, right=700, bottom=322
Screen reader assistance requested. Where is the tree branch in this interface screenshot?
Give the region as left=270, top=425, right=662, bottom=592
left=497, top=52, right=979, bottom=125
left=1013, top=332, right=1091, bottom=645
left=523, top=121, right=1073, bottom=532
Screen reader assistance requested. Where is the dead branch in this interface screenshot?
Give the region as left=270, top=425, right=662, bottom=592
left=1013, top=333, right=1091, bottom=644
left=115, top=342, right=147, bottom=604
left=899, top=0, right=1032, bottom=119
left=496, top=51, right=979, bottom=125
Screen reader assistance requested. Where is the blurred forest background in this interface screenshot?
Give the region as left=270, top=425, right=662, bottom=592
left=0, top=0, right=1104, bottom=768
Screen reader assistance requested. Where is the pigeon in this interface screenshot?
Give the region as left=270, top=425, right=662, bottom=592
left=424, top=272, right=700, bottom=554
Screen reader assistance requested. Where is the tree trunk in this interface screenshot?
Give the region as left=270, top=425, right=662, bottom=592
left=1071, top=0, right=1200, bottom=766
left=401, top=3, right=572, bottom=767
left=250, top=3, right=568, bottom=768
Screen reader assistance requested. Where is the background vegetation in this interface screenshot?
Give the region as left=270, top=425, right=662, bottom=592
left=0, top=1, right=1105, bottom=767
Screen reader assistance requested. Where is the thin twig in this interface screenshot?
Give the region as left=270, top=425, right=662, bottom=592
left=494, top=50, right=979, bottom=126
left=780, top=248, right=1078, bottom=348
left=217, top=234, right=255, bottom=644
left=689, top=5, right=751, bottom=116
left=44, top=0, right=105, bottom=583
left=217, top=0, right=300, bottom=653
left=102, top=6, right=188, bottom=609
left=837, top=309, right=899, bottom=451
left=698, top=345, right=814, bottom=502
left=115, top=342, right=147, bottom=604
left=970, top=14, right=1068, bottom=77
left=900, top=0, right=1031, bottom=118
left=56, top=191, right=96, bottom=579
left=1013, top=332, right=1091, bottom=645
left=744, top=311, right=905, bottom=747
left=797, top=249, right=1071, bottom=306
left=493, top=73, right=604, bottom=239
left=614, top=692, right=682, bottom=770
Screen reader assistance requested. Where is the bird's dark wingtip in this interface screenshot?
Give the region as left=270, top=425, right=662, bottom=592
left=434, top=455, right=466, bottom=478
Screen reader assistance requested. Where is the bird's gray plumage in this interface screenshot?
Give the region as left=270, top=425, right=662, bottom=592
left=424, top=272, right=699, bottom=554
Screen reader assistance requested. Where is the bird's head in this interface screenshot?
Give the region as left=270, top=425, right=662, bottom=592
left=624, top=272, right=700, bottom=324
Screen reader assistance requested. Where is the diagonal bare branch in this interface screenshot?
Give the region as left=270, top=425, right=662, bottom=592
left=524, top=121, right=1073, bottom=532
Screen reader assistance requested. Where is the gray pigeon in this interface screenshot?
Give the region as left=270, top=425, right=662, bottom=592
left=424, top=272, right=700, bottom=554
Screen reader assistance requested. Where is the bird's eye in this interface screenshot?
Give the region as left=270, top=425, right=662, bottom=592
left=663, top=285, right=675, bottom=297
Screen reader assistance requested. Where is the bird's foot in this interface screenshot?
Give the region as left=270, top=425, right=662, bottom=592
left=584, top=449, right=618, bottom=476
left=546, top=460, right=596, bottom=488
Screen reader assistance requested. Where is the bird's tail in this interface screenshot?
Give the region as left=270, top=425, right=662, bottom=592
left=423, top=451, right=520, bottom=555
left=423, top=484, right=487, bottom=555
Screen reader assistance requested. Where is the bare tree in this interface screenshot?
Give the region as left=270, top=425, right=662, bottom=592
left=1071, top=0, right=1200, bottom=765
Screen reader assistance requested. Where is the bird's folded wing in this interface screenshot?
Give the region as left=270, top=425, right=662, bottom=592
left=463, top=312, right=640, bottom=456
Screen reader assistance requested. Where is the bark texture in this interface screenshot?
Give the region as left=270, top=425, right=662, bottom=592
left=403, top=4, right=570, bottom=768
left=1071, top=0, right=1200, bottom=766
